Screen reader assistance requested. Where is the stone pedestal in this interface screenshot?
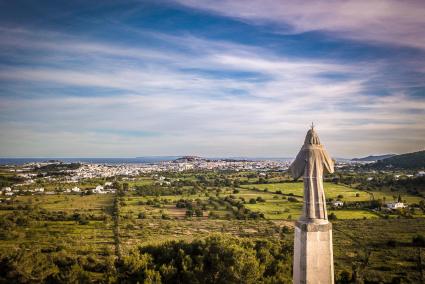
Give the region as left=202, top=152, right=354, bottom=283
left=293, top=220, right=334, bottom=284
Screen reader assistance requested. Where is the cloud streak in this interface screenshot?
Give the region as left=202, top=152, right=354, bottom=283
left=0, top=2, right=424, bottom=157
left=173, top=0, right=425, bottom=50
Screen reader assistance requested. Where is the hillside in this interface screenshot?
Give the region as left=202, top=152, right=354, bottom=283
left=366, top=150, right=425, bottom=170
left=352, top=154, right=395, bottom=162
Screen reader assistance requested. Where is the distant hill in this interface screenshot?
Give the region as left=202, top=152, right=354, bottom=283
left=352, top=154, right=396, bottom=162
left=174, top=156, right=208, bottom=163
left=365, top=150, right=425, bottom=170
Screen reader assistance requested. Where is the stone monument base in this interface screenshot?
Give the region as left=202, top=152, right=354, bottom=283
left=293, top=220, right=334, bottom=284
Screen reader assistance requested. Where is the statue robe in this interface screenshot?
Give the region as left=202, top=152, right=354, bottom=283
left=289, top=129, right=334, bottom=220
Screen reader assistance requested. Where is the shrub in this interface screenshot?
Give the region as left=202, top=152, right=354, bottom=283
left=161, top=214, right=170, bottom=220
left=208, top=212, right=219, bottom=219
left=78, top=219, right=90, bottom=225
left=387, top=239, right=397, bottom=247
left=328, top=213, right=337, bottom=220
left=337, top=270, right=352, bottom=283
left=281, top=226, right=290, bottom=234
left=249, top=199, right=257, bottom=204
left=195, top=208, right=203, bottom=217
left=412, top=235, right=425, bottom=247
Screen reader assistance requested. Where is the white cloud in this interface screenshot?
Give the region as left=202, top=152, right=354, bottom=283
left=0, top=27, right=423, bottom=157
left=173, top=0, right=425, bottom=50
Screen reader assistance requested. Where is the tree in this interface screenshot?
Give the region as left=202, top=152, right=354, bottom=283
left=328, top=213, right=337, bottom=220
left=116, top=250, right=161, bottom=283
left=185, top=210, right=194, bottom=217
left=195, top=208, right=203, bottom=217
left=256, top=197, right=265, bottom=202
left=0, top=249, right=60, bottom=283
left=412, top=235, right=425, bottom=247
left=337, top=270, right=352, bottom=283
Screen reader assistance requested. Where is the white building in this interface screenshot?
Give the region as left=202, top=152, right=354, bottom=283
left=93, top=185, right=106, bottom=194
left=71, top=187, right=81, bottom=193
left=2, top=187, right=12, bottom=192
left=332, top=201, right=344, bottom=207
left=386, top=202, right=406, bottom=210
left=34, top=187, right=44, bottom=192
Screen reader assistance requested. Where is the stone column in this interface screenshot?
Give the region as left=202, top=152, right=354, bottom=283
left=293, top=220, right=334, bottom=284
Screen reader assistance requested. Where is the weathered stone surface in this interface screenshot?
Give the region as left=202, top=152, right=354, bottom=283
left=293, top=221, right=334, bottom=284
left=295, top=220, right=332, bottom=232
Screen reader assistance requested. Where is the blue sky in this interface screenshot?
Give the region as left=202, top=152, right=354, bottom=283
left=0, top=0, right=424, bottom=158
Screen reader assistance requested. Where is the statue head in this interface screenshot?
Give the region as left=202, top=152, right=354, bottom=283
left=304, top=128, right=321, bottom=145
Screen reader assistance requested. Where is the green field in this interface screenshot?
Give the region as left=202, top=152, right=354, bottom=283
left=1, top=170, right=425, bottom=283
left=242, top=182, right=424, bottom=203
left=1, top=190, right=424, bottom=283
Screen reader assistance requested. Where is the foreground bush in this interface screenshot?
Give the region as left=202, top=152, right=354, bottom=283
left=117, top=235, right=292, bottom=284
left=0, top=235, right=292, bottom=283
left=0, top=250, right=93, bottom=283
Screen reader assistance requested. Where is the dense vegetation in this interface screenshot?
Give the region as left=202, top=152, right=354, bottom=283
left=0, top=172, right=24, bottom=188
left=117, top=235, right=292, bottom=284
left=36, top=163, right=82, bottom=176
left=365, top=150, right=425, bottom=170
left=351, top=154, right=395, bottom=162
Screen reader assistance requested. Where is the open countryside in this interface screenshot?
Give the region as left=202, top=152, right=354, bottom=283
left=1, top=154, right=425, bottom=283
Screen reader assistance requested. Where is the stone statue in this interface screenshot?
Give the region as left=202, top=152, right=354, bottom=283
left=289, top=125, right=334, bottom=221
left=290, top=126, right=335, bottom=284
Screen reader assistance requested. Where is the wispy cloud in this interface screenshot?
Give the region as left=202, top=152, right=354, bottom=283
left=173, top=0, right=425, bottom=50
left=0, top=2, right=424, bottom=157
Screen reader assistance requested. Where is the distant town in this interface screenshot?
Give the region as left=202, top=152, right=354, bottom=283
left=2, top=154, right=423, bottom=198
left=2, top=156, right=295, bottom=195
